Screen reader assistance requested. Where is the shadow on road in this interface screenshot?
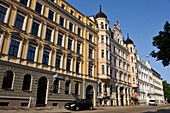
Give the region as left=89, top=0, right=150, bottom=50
left=142, top=108, right=170, bottom=113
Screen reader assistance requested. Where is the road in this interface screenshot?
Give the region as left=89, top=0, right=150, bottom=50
left=0, top=104, right=169, bottom=113
left=75, top=104, right=170, bottom=113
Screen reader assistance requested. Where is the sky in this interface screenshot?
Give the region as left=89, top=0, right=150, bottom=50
left=66, top=0, right=170, bottom=83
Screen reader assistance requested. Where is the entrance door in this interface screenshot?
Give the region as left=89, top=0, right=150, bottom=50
left=36, top=77, right=47, bottom=107
left=86, top=85, right=94, bottom=103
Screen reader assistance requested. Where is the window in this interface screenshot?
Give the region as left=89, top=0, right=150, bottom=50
left=9, top=40, right=19, bottom=57
left=48, top=10, right=54, bottom=21
left=69, top=22, right=73, bottom=32
left=110, top=69, right=112, bottom=78
left=35, top=2, right=42, bottom=14
left=105, top=24, right=107, bottom=29
left=106, top=50, right=108, bottom=59
left=55, top=54, right=61, bottom=68
left=133, top=78, right=135, bottom=84
left=89, top=48, right=92, bottom=59
left=107, top=66, right=109, bottom=76
left=102, top=65, right=104, bottom=74
left=89, top=34, right=93, bottom=42
left=96, top=23, right=98, bottom=28
left=114, top=58, right=116, bottom=66
left=45, top=28, right=52, bottom=41
left=66, top=58, right=71, bottom=71
left=110, top=85, right=112, bottom=95
left=99, top=83, right=102, bottom=93
left=89, top=23, right=93, bottom=28
left=110, top=56, right=112, bottom=65
left=53, top=79, right=59, bottom=93
left=70, top=10, right=73, bottom=15
left=67, top=39, right=72, bottom=50
left=130, top=47, right=132, bottom=52
left=65, top=81, right=70, bottom=94
left=76, top=62, right=80, bottom=73
left=115, top=72, right=117, bottom=79
left=15, top=14, right=24, bottom=30
left=101, top=22, right=104, bottom=29
left=106, top=37, right=108, bottom=44
left=110, top=44, right=111, bottom=51
left=50, top=0, right=54, bottom=2
left=88, top=65, right=92, bottom=76
left=119, top=60, right=121, bottom=67
left=101, top=36, right=104, bottom=43
left=42, top=50, right=49, bottom=65
left=131, top=57, right=133, bottom=62
left=20, top=0, right=28, bottom=6
left=132, top=67, right=134, bottom=73
left=77, top=43, right=80, bottom=54
left=78, top=16, right=81, bottom=20
left=61, top=4, right=65, bottom=9
left=57, top=34, right=63, bottom=46
left=113, top=46, right=115, bottom=53
left=75, top=83, right=79, bottom=95
left=27, top=46, right=35, bottom=61
left=101, top=50, right=104, bottom=58
left=22, top=74, right=31, bottom=91
left=77, top=27, right=81, bottom=36
left=2, top=71, right=13, bottom=90
left=0, top=6, right=7, bottom=22
left=59, top=16, right=64, bottom=27
left=31, top=21, right=39, bottom=36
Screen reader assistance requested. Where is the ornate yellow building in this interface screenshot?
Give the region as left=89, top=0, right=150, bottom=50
left=0, top=0, right=97, bottom=107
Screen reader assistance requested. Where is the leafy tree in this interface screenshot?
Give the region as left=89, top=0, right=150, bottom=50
left=163, top=80, right=170, bottom=103
left=150, top=21, right=170, bottom=67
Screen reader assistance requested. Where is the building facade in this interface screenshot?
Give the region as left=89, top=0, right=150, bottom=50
left=137, top=54, right=164, bottom=105
left=110, top=22, right=132, bottom=106
left=0, top=0, right=98, bottom=107
left=137, top=55, right=152, bottom=104
left=150, top=69, right=164, bottom=104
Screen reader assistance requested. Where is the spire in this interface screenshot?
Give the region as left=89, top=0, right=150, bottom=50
left=100, top=5, right=101, bottom=12
left=127, top=33, right=129, bottom=39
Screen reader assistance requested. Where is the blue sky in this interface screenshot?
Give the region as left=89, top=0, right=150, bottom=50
left=66, top=0, right=170, bottom=83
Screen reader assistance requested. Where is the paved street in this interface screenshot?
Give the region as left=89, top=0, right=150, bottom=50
left=0, top=104, right=169, bottom=113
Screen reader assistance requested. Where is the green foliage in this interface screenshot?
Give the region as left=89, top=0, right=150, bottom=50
left=163, top=80, right=170, bottom=103
left=150, top=21, right=170, bottom=67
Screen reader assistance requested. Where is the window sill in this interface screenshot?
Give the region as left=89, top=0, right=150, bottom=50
left=2, top=89, right=14, bottom=91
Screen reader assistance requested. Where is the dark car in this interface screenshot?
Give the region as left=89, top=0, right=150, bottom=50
left=65, top=99, right=93, bottom=111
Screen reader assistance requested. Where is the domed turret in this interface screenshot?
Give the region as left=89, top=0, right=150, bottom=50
left=125, top=33, right=134, bottom=44
left=95, top=5, right=107, bottom=19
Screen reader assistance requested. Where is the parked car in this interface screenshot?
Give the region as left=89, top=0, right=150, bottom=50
left=65, top=99, right=93, bottom=111
left=149, top=99, right=157, bottom=106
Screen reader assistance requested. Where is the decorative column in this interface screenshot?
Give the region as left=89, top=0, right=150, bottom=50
left=34, top=44, right=39, bottom=67
left=24, top=40, right=29, bottom=65
left=5, top=33, right=12, bottom=61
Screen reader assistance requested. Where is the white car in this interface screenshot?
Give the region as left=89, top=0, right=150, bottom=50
left=149, top=100, right=157, bottom=106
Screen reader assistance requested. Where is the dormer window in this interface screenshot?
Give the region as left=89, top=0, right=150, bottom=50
left=70, top=10, right=73, bottom=15
left=61, top=4, right=65, bottom=9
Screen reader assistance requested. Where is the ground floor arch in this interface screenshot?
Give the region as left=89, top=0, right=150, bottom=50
left=36, top=76, right=47, bottom=107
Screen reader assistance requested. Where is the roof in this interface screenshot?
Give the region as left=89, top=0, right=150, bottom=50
left=95, top=5, right=107, bottom=19
left=125, top=33, right=134, bottom=44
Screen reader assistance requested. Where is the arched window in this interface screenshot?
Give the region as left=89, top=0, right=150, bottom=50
left=75, top=82, right=79, bottom=95
left=22, top=74, right=31, bottom=91
left=99, top=83, right=102, bottom=93
left=2, top=71, right=13, bottom=90
left=53, top=78, right=59, bottom=93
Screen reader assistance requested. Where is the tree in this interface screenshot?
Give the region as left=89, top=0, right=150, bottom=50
left=150, top=21, right=170, bottom=67
left=162, top=80, right=170, bottom=103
